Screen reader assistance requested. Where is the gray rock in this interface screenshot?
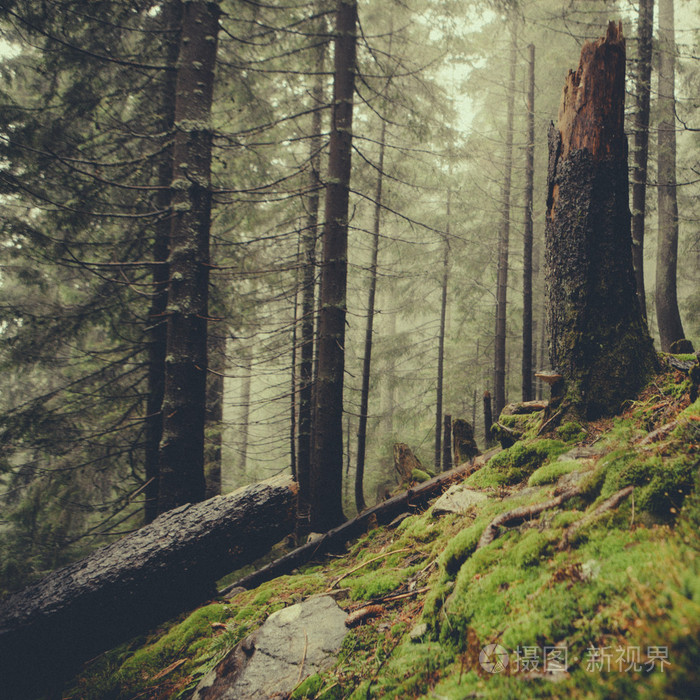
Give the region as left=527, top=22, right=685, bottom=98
left=557, top=445, right=604, bottom=461
left=432, top=483, right=488, bottom=515
left=193, top=595, right=348, bottom=700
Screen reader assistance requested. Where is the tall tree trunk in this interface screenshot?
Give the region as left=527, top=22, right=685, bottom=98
left=310, top=0, right=358, bottom=532
left=655, top=0, right=693, bottom=353
left=204, top=330, right=225, bottom=499
left=381, top=305, right=397, bottom=435
left=442, top=414, right=452, bottom=471
left=631, top=0, right=654, bottom=319
left=297, top=20, right=327, bottom=534
left=522, top=43, right=535, bottom=402
left=158, top=2, right=220, bottom=513
left=435, top=208, right=450, bottom=471
left=238, top=352, right=252, bottom=482
left=355, top=119, right=386, bottom=513
left=493, top=19, right=517, bottom=418
left=546, top=23, right=656, bottom=419
left=483, top=390, right=493, bottom=446
left=144, top=0, right=182, bottom=524
left=537, top=307, right=546, bottom=400
left=290, top=241, right=300, bottom=483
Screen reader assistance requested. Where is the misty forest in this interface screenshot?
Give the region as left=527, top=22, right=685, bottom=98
left=0, top=0, right=699, bottom=698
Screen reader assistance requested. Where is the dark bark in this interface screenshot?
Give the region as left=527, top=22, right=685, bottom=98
left=452, top=418, right=479, bottom=464
left=631, top=0, right=654, bottom=318
left=310, top=0, right=358, bottom=531
left=522, top=43, right=535, bottom=402
left=493, top=19, right=517, bottom=418
left=356, top=118, right=386, bottom=513
left=223, top=457, right=489, bottom=594
left=393, top=442, right=423, bottom=482
left=545, top=22, right=657, bottom=419
left=291, top=251, right=299, bottom=483
left=655, top=0, right=693, bottom=353
left=297, top=24, right=327, bottom=534
left=144, top=0, right=182, bottom=524
left=442, top=413, right=452, bottom=471
left=435, top=213, right=450, bottom=470
left=158, top=2, right=220, bottom=513
left=483, top=390, right=493, bottom=446
left=205, top=330, right=225, bottom=498
left=0, top=476, right=297, bottom=698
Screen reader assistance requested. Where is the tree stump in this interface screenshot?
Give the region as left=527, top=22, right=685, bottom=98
left=452, top=419, right=479, bottom=464
left=545, top=22, right=657, bottom=419
left=393, top=443, right=423, bottom=482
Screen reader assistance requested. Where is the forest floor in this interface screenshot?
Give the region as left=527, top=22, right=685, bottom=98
left=65, top=356, right=700, bottom=699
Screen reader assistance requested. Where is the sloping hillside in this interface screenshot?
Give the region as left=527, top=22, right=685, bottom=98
left=65, top=357, right=700, bottom=699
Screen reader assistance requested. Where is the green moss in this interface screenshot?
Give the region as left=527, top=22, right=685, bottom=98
left=411, top=467, right=431, bottom=483
left=439, top=521, right=484, bottom=576
left=290, top=672, right=324, bottom=699
left=514, top=529, right=557, bottom=568
left=593, top=446, right=695, bottom=522
left=469, top=439, right=568, bottom=486
left=528, top=459, right=581, bottom=486
left=347, top=562, right=421, bottom=600
left=557, top=421, right=587, bottom=443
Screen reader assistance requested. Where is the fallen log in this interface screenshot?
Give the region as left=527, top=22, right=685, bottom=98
left=0, top=475, right=297, bottom=698
left=222, top=451, right=497, bottom=595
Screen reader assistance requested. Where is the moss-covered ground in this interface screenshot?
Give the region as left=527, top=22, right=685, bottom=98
left=65, top=359, right=700, bottom=699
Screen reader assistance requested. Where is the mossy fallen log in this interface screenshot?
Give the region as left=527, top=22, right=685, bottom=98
left=0, top=475, right=297, bottom=698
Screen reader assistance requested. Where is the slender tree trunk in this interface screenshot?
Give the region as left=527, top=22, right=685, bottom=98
left=355, top=119, right=386, bottom=513
left=381, top=306, right=397, bottom=435
left=290, top=239, right=300, bottom=483
left=442, top=414, right=452, bottom=472
left=631, top=0, right=654, bottom=318
left=493, top=18, right=517, bottom=418
left=435, top=212, right=450, bottom=471
left=158, top=1, right=220, bottom=513
left=297, top=21, right=327, bottom=534
left=238, top=353, right=252, bottom=482
left=537, top=309, right=546, bottom=400
left=546, top=23, right=656, bottom=418
left=483, top=390, right=493, bottom=446
left=204, top=330, right=224, bottom=498
left=656, top=0, right=693, bottom=353
left=144, top=0, right=182, bottom=524
left=522, top=43, right=535, bottom=402
left=310, top=0, right=358, bottom=532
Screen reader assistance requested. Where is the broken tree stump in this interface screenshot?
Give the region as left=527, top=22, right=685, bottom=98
left=393, top=443, right=423, bottom=482
left=0, top=475, right=297, bottom=698
left=452, top=419, right=479, bottom=464
left=545, top=21, right=656, bottom=419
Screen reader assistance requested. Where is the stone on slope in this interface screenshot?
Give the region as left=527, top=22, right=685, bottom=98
left=193, top=595, right=348, bottom=699
left=432, top=483, right=488, bottom=515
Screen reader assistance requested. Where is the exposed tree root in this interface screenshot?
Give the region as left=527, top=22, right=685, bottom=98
left=477, top=486, right=582, bottom=550
left=557, top=486, right=634, bottom=550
